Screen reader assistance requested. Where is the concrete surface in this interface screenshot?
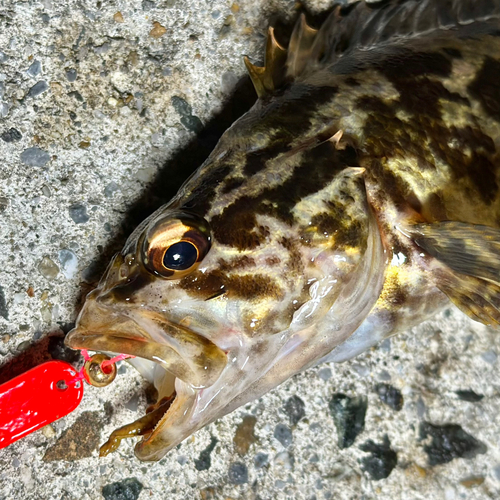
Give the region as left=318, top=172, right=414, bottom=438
left=0, top=0, right=500, bottom=499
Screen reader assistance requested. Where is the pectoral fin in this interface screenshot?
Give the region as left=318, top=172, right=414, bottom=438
left=401, top=221, right=500, bottom=325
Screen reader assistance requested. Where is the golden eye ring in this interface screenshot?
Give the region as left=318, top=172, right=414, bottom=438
left=141, top=211, right=211, bottom=279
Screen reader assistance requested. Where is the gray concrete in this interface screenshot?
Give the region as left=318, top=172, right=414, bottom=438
left=0, top=0, right=499, bottom=499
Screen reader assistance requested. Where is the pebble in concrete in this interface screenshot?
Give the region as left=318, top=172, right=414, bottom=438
left=68, top=203, right=89, bottom=224
left=102, top=478, right=143, bottom=500
left=20, top=147, right=50, bottom=167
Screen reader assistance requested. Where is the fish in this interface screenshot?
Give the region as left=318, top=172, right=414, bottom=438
left=65, top=0, right=500, bottom=461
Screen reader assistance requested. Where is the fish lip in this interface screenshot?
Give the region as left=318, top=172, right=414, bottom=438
left=65, top=304, right=228, bottom=389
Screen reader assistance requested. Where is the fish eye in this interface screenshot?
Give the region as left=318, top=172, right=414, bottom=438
left=141, top=211, right=211, bottom=279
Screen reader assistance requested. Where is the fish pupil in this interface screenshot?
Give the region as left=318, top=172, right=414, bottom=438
left=163, top=241, right=197, bottom=270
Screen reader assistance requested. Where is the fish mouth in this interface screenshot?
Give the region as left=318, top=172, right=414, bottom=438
left=65, top=309, right=228, bottom=460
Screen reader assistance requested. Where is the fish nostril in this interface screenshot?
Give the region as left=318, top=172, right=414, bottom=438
left=119, top=264, right=130, bottom=280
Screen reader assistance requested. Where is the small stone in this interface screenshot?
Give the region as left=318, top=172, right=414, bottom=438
left=419, top=422, right=487, bottom=466
left=171, top=96, right=192, bottom=116
left=275, top=480, right=287, bottom=489
left=43, top=411, right=101, bottom=460
left=0, top=51, right=7, bottom=63
left=102, top=478, right=143, bottom=500
left=69, top=203, right=89, bottom=224
left=493, top=464, right=500, bottom=481
left=352, top=363, right=370, bottom=377
left=274, top=451, right=294, bottom=469
left=150, top=21, right=167, bottom=38
left=377, top=370, right=391, bottom=381
left=0, top=197, right=8, bottom=213
left=416, top=397, right=426, bottom=419
left=329, top=393, right=367, bottom=449
left=0, top=285, right=8, bottom=319
left=38, top=256, right=60, bottom=280
left=254, top=452, right=268, bottom=469
left=20, top=147, right=51, bottom=167
left=459, top=476, right=485, bottom=488
left=41, top=424, right=56, bottom=439
left=79, top=140, right=91, bottom=149
left=27, top=80, right=49, bottom=98
left=317, top=367, right=332, bottom=381
left=26, top=60, right=42, bottom=77
left=124, top=394, right=140, bottom=412
left=228, top=462, right=248, bottom=485
left=114, top=11, right=124, bottom=23
left=65, top=68, right=77, bottom=82
left=142, top=0, right=155, bottom=10
left=17, top=340, right=31, bottom=352
left=379, top=338, right=391, bottom=352
left=94, top=42, right=110, bottom=54
left=42, top=185, right=51, bottom=197
left=104, top=181, right=120, bottom=198
left=0, top=82, right=4, bottom=100
left=481, top=350, right=497, bottom=364
left=359, top=435, right=398, bottom=480
left=274, top=423, right=293, bottom=447
left=194, top=436, right=218, bottom=471
left=58, top=249, right=78, bottom=279
left=12, top=457, right=20, bottom=467
left=0, top=102, right=9, bottom=118
left=180, top=115, right=203, bottom=133
left=69, top=90, right=84, bottom=102
left=233, top=415, right=257, bottom=456
left=455, top=390, right=484, bottom=402
left=374, top=383, right=403, bottom=411
left=283, top=395, right=306, bottom=425
left=1, top=127, right=22, bottom=142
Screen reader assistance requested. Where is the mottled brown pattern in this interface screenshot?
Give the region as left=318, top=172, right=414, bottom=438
left=359, top=85, right=500, bottom=208
left=308, top=202, right=367, bottom=251
left=279, top=236, right=305, bottom=276
left=182, top=165, right=232, bottom=216
left=180, top=270, right=283, bottom=301
left=468, top=56, right=500, bottom=122
left=221, top=177, right=245, bottom=194
left=211, top=142, right=357, bottom=250
left=217, top=255, right=256, bottom=272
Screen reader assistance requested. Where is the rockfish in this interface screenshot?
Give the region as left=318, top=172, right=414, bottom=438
left=65, top=0, right=500, bottom=460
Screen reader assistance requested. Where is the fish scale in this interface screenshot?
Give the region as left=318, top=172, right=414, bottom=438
left=64, top=0, right=500, bottom=461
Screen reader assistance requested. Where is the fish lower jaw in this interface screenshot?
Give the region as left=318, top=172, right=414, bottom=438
left=99, top=375, right=198, bottom=461
left=134, top=376, right=198, bottom=461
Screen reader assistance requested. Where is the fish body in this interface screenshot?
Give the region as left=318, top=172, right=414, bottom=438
left=65, top=0, right=500, bottom=460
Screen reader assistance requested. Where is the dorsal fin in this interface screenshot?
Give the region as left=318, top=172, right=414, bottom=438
left=310, top=0, right=500, bottom=66
left=285, top=13, right=318, bottom=79
left=244, top=26, right=287, bottom=98
left=244, top=0, right=500, bottom=98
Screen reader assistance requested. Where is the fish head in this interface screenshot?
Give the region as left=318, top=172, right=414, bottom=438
left=65, top=91, right=386, bottom=461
